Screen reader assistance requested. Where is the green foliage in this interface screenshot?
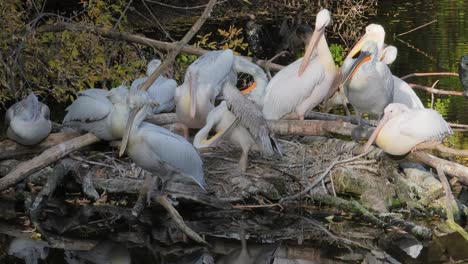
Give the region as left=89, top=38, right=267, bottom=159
left=426, top=97, right=451, bottom=117
left=329, top=43, right=346, bottom=66
left=0, top=0, right=146, bottom=105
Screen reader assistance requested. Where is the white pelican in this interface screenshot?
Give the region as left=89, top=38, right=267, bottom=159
left=5, top=92, right=51, bottom=145
left=119, top=89, right=205, bottom=190
left=63, top=86, right=129, bottom=141
left=363, top=103, right=453, bottom=155
left=345, top=24, right=423, bottom=110
left=194, top=101, right=255, bottom=172
left=459, top=55, right=468, bottom=97
left=131, top=59, right=177, bottom=113
left=341, top=40, right=394, bottom=120
left=262, top=9, right=336, bottom=120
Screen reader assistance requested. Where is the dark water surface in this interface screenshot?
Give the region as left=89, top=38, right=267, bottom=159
left=372, top=0, right=468, bottom=150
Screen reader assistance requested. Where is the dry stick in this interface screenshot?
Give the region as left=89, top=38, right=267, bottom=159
left=415, top=141, right=468, bottom=157
left=155, top=195, right=209, bottom=246
left=0, top=133, right=99, bottom=192
left=436, top=167, right=468, bottom=240
left=395, top=19, right=438, bottom=37
left=36, top=23, right=284, bottom=72
left=279, top=151, right=370, bottom=203
left=139, top=0, right=217, bottom=91
left=409, top=83, right=464, bottom=96
left=400, top=72, right=459, bottom=80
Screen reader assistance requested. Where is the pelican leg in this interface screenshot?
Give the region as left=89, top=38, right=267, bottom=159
left=351, top=112, right=371, bottom=141
left=239, top=149, right=249, bottom=172
left=180, top=123, right=190, bottom=139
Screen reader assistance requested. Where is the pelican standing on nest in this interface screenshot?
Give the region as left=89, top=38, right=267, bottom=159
left=344, top=24, right=423, bottom=109
left=5, top=92, right=51, bottom=145
left=119, top=89, right=205, bottom=192
left=341, top=40, right=394, bottom=122
left=262, top=9, right=336, bottom=120
left=131, top=59, right=177, bottom=113
left=63, top=86, right=130, bottom=141
left=363, top=103, right=453, bottom=155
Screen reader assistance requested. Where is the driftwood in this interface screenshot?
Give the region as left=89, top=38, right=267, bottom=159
left=401, top=72, right=459, bottom=80
left=409, top=83, right=464, bottom=96
left=0, top=133, right=99, bottom=191
left=0, top=132, right=79, bottom=160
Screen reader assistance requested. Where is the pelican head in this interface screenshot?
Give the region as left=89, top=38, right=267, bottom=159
left=298, top=9, right=332, bottom=76
left=341, top=40, right=379, bottom=84
left=146, top=59, right=162, bottom=76
left=347, top=24, right=385, bottom=59
left=380, top=45, right=398, bottom=64
left=363, top=103, right=409, bottom=151
left=119, top=89, right=152, bottom=157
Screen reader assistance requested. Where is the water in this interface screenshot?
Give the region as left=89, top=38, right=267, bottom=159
left=372, top=0, right=468, bottom=150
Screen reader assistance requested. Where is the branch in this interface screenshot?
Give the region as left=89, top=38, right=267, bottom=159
left=139, top=0, right=217, bottom=91
left=0, top=132, right=79, bottom=160
left=400, top=72, right=459, bottom=80
left=409, top=83, right=464, bottom=96
left=36, top=23, right=284, bottom=72
left=407, top=152, right=468, bottom=185
left=0, top=133, right=99, bottom=191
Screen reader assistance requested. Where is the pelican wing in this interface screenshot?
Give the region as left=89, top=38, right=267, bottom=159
left=63, top=89, right=112, bottom=123
left=148, top=78, right=177, bottom=113
left=375, top=61, right=394, bottom=99
left=140, top=123, right=205, bottom=188
left=223, top=82, right=280, bottom=156
left=392, top=76, right=424, bottom=109
left=399, top=108, right=453, bottom=142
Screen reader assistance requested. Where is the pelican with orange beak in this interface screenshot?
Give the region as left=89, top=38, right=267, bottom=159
left=262, top=9, right=336, bottom=120
left=363, top=103, right=453, bottom=155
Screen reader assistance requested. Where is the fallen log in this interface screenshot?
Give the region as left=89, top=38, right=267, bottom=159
left=0, top=133, right=99, bottom=192
left=0, top=132, right=79, bottom=160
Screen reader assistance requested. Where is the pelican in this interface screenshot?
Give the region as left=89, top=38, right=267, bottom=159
left=131, top=59, right=177, bottom=113
left=459, top=55, right=468, bottom=97
left=363, top=103, right=453, bottom=155
left=341, top=40, right=394, bottom=121
left=119, top=89, right=205, bottom=190
left=262, top=9, right=336, bottom=120
left=63, top=86, right=129, bottom=141
left=194, top=101, right=255, bottom=172
left=5, top=92, right=51, bottom=145
left=345, top=24, right=423, bottom=110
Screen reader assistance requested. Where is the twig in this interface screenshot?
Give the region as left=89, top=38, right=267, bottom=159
left=395, top=19, right=437, bottom=37
left=0, top=133, right=99, bottom=191
left=155, top=195, right=209, bottom=245
left=139, top=0, right=217, bottom=91
left=414, top=142, right=468, bottom=158
left=409, top=83, right=464, bottom=96
left=400, top=72, right=458, bottom=80
left=279, top=151, right=370, bottom=203
left=430, top=80, right=439, bottom=109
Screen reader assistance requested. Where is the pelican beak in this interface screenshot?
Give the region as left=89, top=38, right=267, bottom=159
left=298, top=25, right=326, bottom=76
left=119, top=107, right=140, bottom=157
left=240, top=82, right=257, bottom=94
left=347, top=33, right=379, bottom=59
left=195, top=119, right=238, bottom=148
left=189, top=72, right=197, bottom=119
left=341, top=51, right=372, bottom=85
left=363, top=113, right=390, bottom=151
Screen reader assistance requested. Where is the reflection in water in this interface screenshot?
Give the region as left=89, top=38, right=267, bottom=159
left=373, top=0, right=468, bottom=150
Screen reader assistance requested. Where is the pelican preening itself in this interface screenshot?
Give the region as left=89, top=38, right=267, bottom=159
left=363, top=103, right=453, bottom=155
left=5, top=92, right=52, bottom=145
left=262, top=9, right=336, bottom=120
left=131, top=59, right=177, bottom=113
left=63, top=86, right=130, bottom=141
left=119, top=89, right=205, bottom=189
left=194, top=101, right=256, bottom=172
